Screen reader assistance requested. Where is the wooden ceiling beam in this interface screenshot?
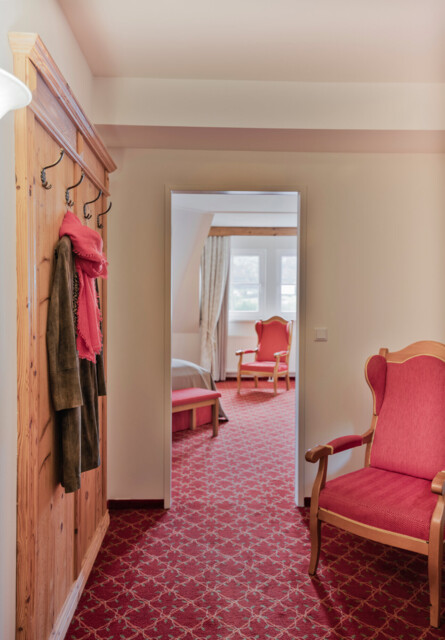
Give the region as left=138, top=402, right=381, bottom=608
left=209, top=226, right=297, bottom=237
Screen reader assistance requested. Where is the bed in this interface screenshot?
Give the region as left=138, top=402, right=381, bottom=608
left=172, top=358, right=228, bottom=432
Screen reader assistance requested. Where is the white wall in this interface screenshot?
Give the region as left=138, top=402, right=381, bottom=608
left=0, top=3, right=93, bottom=636
left=93, top=77, right=445, bottom=131
left=227, top=235, right=297, bottom=375
left=107, top=147, right=445, bottom=503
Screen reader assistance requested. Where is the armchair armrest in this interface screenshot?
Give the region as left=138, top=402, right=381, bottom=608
left=305, top=434, right=364, bottom=463
left=235, top=348, right=258, bottom=355
left=274, top=350, right=289, bottom=358
left=431, top=471, right=445, bottom=495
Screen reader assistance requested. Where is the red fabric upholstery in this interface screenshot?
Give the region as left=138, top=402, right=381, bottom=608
left=255, top=320, right=290, bottom=362
left=319, top=467, right=438, bottom=540
left=370, top=355, right=445, bottom=480
left=172, top=407, right=212, bottom=432
left=366, top=355, right=386, bottom=415
left=241, top=361, right=288, bottom=373
left=172, top=387, right=221, bottom=407
left=327, top=435, right=363, bottom=454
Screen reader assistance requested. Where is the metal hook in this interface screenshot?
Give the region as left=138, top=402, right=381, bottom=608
left=97, top=201, right=112, bottom=229
left=65, top=171, right=85, bottom=207
left=83, top=188, right=102, bottom=220
left=41, top=149, right=65, bottom=190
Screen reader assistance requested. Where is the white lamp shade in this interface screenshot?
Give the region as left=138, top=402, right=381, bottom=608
left=0, top=68, right=32, bottom=120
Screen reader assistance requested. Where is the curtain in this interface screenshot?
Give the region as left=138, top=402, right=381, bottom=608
left=215, top=273, right=229, bottom=381
left=200, top=236, right=230, bottom=378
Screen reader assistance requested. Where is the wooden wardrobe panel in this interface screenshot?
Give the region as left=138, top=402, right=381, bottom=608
left=34, top=71, right=77, bottom=151
left=11, top=33, right=115, bottom=640
left=34, top=121, right=77, bottom=639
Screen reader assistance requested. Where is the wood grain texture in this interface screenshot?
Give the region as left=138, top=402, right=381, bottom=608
left=209, top=226, right=297, bottom=236
left=11, top=33, right=113, bottom=640
left=318, top=509, right=429, bottom=555
left=9, top=33, right=116, bottom=173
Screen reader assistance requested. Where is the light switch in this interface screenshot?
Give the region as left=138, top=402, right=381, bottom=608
left=314, top=327, right=328, bottom=342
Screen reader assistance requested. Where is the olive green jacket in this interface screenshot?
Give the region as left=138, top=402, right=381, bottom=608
left=47, top=236, right=106, bottom=493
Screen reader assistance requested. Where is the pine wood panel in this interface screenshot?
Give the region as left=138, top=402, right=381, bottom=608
left=11, top=33, right=112, bottom=640
left=209, top=226, right=297, bottom=236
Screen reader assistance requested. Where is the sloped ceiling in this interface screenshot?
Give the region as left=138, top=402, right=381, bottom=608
left=58, top=0, right=444, bottom=82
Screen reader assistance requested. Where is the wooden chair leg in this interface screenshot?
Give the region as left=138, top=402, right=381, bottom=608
left=237, top=372, right=241, bottom=393
left=212, top=399, right=219, bottom=437
left=428, top=496, right=445, bottom=627
left=309, top=513, right=321, bottom=575
left=285, top=373, right=290, bottom=391
left=273, top=374, right=278, bottom=396
left=254, top=376, right=258, bottom=388
left=308, top=457, right=327, bottom=576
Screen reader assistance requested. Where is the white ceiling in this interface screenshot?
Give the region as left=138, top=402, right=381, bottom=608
left=58, top=0, right=445, bottom=83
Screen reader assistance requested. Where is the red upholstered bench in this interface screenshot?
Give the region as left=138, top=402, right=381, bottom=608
left=172, top=388, right=221, bottom=437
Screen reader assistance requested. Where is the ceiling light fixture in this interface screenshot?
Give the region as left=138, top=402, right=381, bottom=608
left=0, top=68, right=32, bottom=120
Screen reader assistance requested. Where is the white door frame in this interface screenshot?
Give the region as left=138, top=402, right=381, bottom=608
left=164, top=185, right=307, bottom=509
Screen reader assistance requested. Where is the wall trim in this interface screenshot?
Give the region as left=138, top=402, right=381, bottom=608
left=108, top=499, right=164, bottom=510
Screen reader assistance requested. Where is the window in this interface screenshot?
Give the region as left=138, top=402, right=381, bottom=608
left=280, top=255, right=297, bottom=313
left=228, top=242, right=296, bottom=322
left=229, top=250, right=265, bottom=318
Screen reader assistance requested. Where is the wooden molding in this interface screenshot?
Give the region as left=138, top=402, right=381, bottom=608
left=49, top=512, right=110, bottom=640
left=209, top=226, right=297, bottom=237
left=9, top=33, right=116, bottom=173
left=9, top=32, right=116, bottom=195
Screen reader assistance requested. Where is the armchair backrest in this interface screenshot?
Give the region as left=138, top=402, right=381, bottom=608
left=255, top=316, right=293, bottom=362
left=367, top=341, right=445, bottom=481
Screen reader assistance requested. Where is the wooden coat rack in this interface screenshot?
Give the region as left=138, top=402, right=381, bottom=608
left=9, top=32, right=116, bottom=640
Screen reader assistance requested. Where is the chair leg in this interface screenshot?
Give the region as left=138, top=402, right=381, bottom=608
left=191, top=408, right=196, bottom=431
left=212, top=399, right=219, bottom=437
left=254, top=376, right=258, bottom=388
left=285, top=373, right=290, bottom=391
left=237, top=372, right=241, bottom=393
left=309, top=514, right=321, bottom=575
left=273, top=374, right=278, bottom=396
left=428, top=496, right=445, bottom=627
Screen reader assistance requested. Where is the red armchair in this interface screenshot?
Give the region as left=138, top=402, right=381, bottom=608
left=236, top=316, right=293, bottom=395
left=305, top=341, right=445, bottom=627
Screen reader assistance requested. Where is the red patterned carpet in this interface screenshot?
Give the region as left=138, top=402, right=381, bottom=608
left=67, top=380, right=444, bottom=639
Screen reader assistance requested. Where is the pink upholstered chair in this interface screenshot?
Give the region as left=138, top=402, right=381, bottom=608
left=305, top=341, right=445, bottom=627
left=236, top=316, right=293, bottom=395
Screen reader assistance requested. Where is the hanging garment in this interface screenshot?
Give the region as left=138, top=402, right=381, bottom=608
left=47, top=234, right=106, bottom=493
left=59, top=210, right=108, bottom=362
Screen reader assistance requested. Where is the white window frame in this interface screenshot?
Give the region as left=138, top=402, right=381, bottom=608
left=229, top=248, right=266, bottom=321
left=277, top=249, right=297, bottom=320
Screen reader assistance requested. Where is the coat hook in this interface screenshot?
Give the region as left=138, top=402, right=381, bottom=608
left=65, top=171, right=85, bottom=207
left=41, top=149, right=65, bottom=190
left=97, top=201, right=112, bottom=229
left=83, top=188, right=102, bottom=220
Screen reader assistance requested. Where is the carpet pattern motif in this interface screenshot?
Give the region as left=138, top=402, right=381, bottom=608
left=67, top=380, right=444, bottom=639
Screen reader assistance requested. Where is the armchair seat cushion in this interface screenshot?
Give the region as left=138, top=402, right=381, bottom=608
left=319, top=467, right=438, bottom=541
left=241, top=361, right=288, bottom=373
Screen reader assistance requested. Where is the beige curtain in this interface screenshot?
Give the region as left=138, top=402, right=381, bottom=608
left=200, top=236, right=230, bottom=377
left=215, top=275, right=229, bottom=381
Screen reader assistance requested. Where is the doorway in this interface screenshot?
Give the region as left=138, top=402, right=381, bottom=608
left=164, top=189, right=306, bottom=509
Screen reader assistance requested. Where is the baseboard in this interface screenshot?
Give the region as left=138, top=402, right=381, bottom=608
left=108, top=499, right=165, bottom=509
left=49, top=510, right=110, bottom=639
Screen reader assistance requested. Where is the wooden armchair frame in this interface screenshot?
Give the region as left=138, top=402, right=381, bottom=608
left=236, top=316, right=293, bottom=396
left=305, top=341, right=445, bottom=628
